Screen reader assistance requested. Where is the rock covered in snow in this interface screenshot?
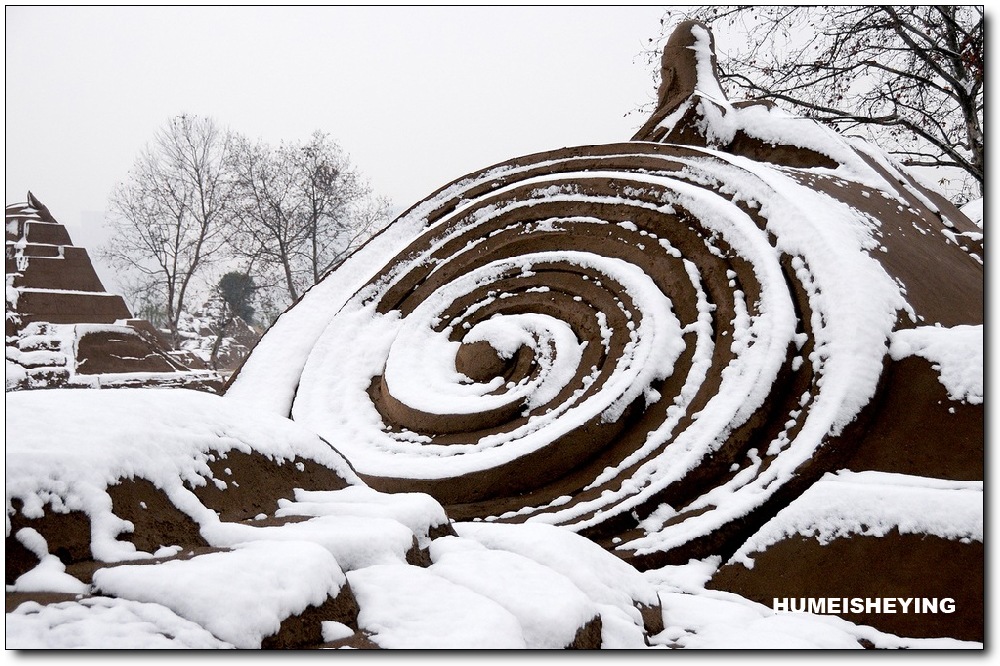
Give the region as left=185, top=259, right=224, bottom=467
left=5, top=388, right=662, bottom=648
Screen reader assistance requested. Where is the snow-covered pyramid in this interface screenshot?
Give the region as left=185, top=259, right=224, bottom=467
left=6, top=21, right=982, bottom=648
left=5, top=193, right=221, bottom=391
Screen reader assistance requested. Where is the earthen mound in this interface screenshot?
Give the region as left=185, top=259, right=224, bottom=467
left=6, top=388, right=661, bottom=648
left=221, top=21, right=981, bottom=642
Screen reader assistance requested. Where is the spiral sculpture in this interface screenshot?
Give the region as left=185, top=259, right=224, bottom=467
left=226, top=22, right=982, bottom=568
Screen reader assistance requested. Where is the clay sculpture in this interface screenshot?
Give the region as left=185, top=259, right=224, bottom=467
left=6, top=21, right=982, bottom=647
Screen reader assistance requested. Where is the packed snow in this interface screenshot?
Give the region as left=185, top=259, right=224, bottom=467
left=6, top=597, right=235, bottom=649
left=92, top=540, right=346, bottom=649
left=5, top=388, right=363, bottom=562
left=889, top=324, right=983, bottom=404
left=10, top=528, right=89, bottom=595
left=728, top=470, right=983, bottom=567
left=959, top=197, right=983, bottom=228
left=2, top=388, right=649, bottom=648
left=347, top=563, right=527, bottom=649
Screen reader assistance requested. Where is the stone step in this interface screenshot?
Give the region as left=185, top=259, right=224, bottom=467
left=7, top=247, right=110, bottom=292
left=21, top=366, right=72, bottom=386
left=16, top=335, right=64, bottom=352
left=7, top=244, right=64, bottom=259
left=5, top=220, right=74, bottom=246
left=8, top=347, right=69, bottom=369
left=75, top=326, right=185, bottom=375
left=15, top=289, right=133, bottom=325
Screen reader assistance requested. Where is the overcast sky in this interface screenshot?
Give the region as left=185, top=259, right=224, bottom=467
left=6, top=5, right=671, bottom=292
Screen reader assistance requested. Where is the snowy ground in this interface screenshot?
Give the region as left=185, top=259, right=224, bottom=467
left=4, top=388, right=984, bottom=650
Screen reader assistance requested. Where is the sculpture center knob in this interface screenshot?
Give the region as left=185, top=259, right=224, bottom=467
left=455, top=339, right=517, bottom=384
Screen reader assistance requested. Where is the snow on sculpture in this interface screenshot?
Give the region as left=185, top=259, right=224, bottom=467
left=5, top=192, right=222, bottom=391
left=226, top=20, right=982, bottom=572
left=6, top=21, right=982, bottom=647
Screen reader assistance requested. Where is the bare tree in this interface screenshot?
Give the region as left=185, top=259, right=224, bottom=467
left=103, top=119, right=390, bottom=337
left=650, top=6, right=983, bottom=203
left=294, top=133, right=392, bottom=286
left=228, top=135, right=304, bottom=302
left=102, top=115, right=237, bottom=344
left=230, top=131, right=391, bottom=305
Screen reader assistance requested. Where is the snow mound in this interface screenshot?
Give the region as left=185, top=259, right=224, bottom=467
left=92, top=540, right=346, bottom=649
left=889, top=324, right=983, bottom=404
left=6, top=597, right=236, bottom=649
left=5, top=387, right=659, bottom=648
left=729, top=470, right=983, bottom=567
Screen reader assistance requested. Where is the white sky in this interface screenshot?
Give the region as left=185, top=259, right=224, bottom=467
left=6, top=5, right=669, bottom=293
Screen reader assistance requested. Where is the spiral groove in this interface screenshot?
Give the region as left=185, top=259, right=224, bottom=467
left=231, top=142, right=908, bottom=565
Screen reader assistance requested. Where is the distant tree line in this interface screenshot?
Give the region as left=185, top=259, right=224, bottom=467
left=101, top=114, right=392, bottom=346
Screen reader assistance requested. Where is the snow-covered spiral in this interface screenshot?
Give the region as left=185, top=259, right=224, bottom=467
left=228, top=143, right=906, bottom=566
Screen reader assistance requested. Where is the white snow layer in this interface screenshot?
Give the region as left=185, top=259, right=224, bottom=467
left=429, top=548, right=599, bottom=649
left=642, top=556, right=980, bottom=650
left=92, top=540, right=346, bottom=649
left=651, top=590, right=980, bottom=650
left=889, top=324, right=984, bottom=404
left=729, top=470, right=983, bottom=567
left=4, top=388, right=362, bottom=562
left=275, top=486, right=450, bottom=549
left=10, top=528, right=89, bottom=595
left=347, top=563, right=526, bottom=648
left=654, top=22, right=892, bottom=181
left=959, top=197, right=983, bottom=228
left=4, top=387, right=655, bottom=649
left=6, top=597, right=235, bottom=649
left=5, top=385, right=983, bottom=649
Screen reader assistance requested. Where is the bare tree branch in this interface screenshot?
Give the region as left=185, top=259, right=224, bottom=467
left=228, top=131, right=392, bottom=309
left=101, top=115, right=237, bottom=345
left=649, top=5, right=983, bottom=203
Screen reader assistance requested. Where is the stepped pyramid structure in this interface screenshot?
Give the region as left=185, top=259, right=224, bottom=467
left=5, top=192, right=221, bottom=391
